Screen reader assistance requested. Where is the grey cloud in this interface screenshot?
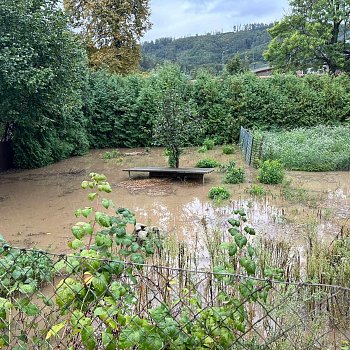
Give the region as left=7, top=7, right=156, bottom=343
left=143, top=0, right=290, bottom=41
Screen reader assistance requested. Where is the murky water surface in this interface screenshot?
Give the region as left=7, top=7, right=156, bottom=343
left=0, top=147, right=349, bottom=255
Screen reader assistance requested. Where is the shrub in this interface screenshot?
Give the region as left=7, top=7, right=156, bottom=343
left=196, top=158, right=220, bottom=168
left=246, top=184, right=267, bottom=196
left=219, top=160, right=236, bottom=173
left=197, top=146, right=208, bottom=153
left=224, top=167, right=245, bottom=184
left=258, top=160, right=284, bottom=184
left=203, top=138, right=215, bottom=150
left=102, top=149, right=121, bottom=160
left=208, top=186, right=230, bottom=201
left=222, top=145, right=235, bottom=154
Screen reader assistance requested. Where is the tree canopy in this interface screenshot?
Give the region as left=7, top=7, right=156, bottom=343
left=64, top=0, right=151, bottom=73
left=264, top=0, right=350, bottom=73
left=151, top=64, right=197, bottom=168
left=0, top=0, right=88, bottom=168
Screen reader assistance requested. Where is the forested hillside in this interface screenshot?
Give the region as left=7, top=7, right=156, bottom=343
left=141, top=23, right=272, bottom=73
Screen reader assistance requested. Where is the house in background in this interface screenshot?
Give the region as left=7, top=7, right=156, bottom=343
left=252, top=66, right=273, bottom=77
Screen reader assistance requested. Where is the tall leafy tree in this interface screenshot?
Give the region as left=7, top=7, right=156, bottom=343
left=64, top=0, right=151, bottom=73
left=0, top=0, right=88, bottom=168
left=264, top=0, right=350, bottom=73
left=152, top=64, right=197, bottom=168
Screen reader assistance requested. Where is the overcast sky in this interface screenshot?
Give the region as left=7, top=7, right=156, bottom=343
left=143, top=0, right=290, bottom=42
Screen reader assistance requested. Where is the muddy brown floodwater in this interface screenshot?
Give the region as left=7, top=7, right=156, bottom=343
left=0, top=147, right=349, bottom=259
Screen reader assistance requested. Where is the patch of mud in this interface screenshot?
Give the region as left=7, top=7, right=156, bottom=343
left=118, top=178, right=175, bottom=196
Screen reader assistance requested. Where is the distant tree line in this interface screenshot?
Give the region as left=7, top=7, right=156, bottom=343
left=141, top=23, right=273, bottom=73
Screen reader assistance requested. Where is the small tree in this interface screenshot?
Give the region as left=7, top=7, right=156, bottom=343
left=225, top=54, right=249, bottom=75
left=152, top=64, right=196, bottom=168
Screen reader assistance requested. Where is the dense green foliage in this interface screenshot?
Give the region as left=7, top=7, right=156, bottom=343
left=219, top=159, right=245, bottom=184
left=4, top=44, right=350, bottom=169
left=258, top=160, right=285, bottom=184
left=224, top=167, right=245, bottom=184
left=84, top=70, right=154, bottom=149
left=208, top=186, right=230, bottom=201
left=196, top=158, right=220, bottom=168
left=64, top=0, right=151, bottom=74
left=262, top=125, right=350, bottom=171
left=265, top=0, right=350, bottom=73
left=222, top=145, right=235, bottom=155
left=0, top=236, right=53, bottom=297
left=151, top=64, right=197, bottom=167
left=0, top=0, right=88, bottom=168
left=141, top=24, right=272, bottom=73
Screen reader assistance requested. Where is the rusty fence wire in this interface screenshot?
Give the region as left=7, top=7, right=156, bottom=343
left=0, top=246, right=349, bottom=350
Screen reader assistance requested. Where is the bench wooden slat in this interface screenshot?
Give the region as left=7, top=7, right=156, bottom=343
left=122, top=167, right=214, bottom=183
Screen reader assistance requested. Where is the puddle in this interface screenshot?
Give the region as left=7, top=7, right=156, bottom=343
left=0, top=147, right=349, bottom=256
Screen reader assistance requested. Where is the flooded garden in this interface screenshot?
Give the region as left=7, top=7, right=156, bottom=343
left=1, top=146, right=349, bottom=269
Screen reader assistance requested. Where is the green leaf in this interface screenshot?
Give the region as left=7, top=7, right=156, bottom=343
left=69, top=239, right=85, bottom=250
left=228, top=218, right=240, bottom=227
left=130, top=253, right=145, bottom=264
left=228, top=227, right=240, bottom=236
left=45, top=322, right=66, bottom=340
left=88, top=193, right=97, bottom=201
left=234, top=234, right=247, bottom=249
left=71, top=225, right=85, bottom=239
left=245, top=260, right=256, bottom=276
left=102, top=199, right=111, bottom=209
left=247, top=245, right=255, bottom=257
left=0, top=298, right=12, bottom=310
left=18, top=283, right=35, bottom=294
left=244, top=226, right=256, bottom=235
left=81, top=207, right=93, bottom=218
left=82, top=325, right=96, bottom=350
left=94, top=307, right=108, bottom=320
left=95, top=212, right=111, bottom=227
left=228, top=244, right=238, bottom=256
left=92, top=274, right=108, bottom=293
left=96, top=234, right=112, bottom=248
left=81, top=181, right=89, bottom=189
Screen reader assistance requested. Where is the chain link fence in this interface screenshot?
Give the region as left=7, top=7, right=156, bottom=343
left=239, top=127, right=264, bottom=168
left=0, top=246, right=349, bottom=349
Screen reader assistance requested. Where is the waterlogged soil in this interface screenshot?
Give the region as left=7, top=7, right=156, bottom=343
left=0, top=147, right=349, bottom=259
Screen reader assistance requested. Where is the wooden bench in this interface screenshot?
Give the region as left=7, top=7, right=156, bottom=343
left=123, top=167, right=215, bottom=184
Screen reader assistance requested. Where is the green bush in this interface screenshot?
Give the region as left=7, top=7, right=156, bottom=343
left=208, top=186, right=230, bottom=201
left=196, top=158, right=220, bottom=168
left=203, top=138, right=215, bottom=150
left=258, top=160, right=284, bottom=184
left=197, top=146, right=208, bottom=153
left=246, top=184, right=267, bottom=196
left=102, top=149, right=121, bottom=160
left=222, top=145, right=235, bottom=154
left=224, top=167, right=245, bottom=184
left=219, top=160, right=236, bottom=173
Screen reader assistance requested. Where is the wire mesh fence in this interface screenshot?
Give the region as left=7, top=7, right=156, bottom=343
left=0, top=246, right=349, bottom=350
left=239, top=127, right=264, bottom=168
